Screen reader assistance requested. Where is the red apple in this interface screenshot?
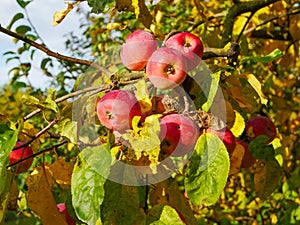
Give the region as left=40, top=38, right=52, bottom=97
left=97, top=90, right=142, bottom=132
left=9, top=142, right=33, bottom=174
left=146, top=47, right=187, bottom=90
left=57, top=203, right=76, bottom=225
left=237, top=141, right=256, bottom=168
left=206, top=127, right=236, bottom=154
left=159, top=114, right=199, bottom=156
left=120, top=30, right=158, bottom=71
left=165, top=32, right=203, bottom=71
left=246, top=116, right=276, bottom=144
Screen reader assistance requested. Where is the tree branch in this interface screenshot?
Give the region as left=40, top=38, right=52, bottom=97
left=0, top=24, right=106, bottom=72
left=222, top=0, right=280, bottom=45
left=13, top=118, right=59, bottom=150
left=24, top=84, right=112, bottom=120
left=7, top=140, right=68, bottom=168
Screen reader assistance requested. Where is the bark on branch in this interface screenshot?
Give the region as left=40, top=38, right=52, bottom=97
left=222, top=0, right=280, bottom=45
left=0, top=24, right=106, bottom=72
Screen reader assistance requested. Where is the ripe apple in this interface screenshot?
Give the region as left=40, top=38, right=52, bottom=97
left=120, top=30, right=158, bottom=71
left=206, top=127, right=236, bottom=154
left=237, top=140, right=256, bottom=168
left=146, top=47, right=187, bottom=90
left=97, top=90, right=142, bottom=132
left=165, top=32, right=203, bottom=71
left=246, top=116, right=276, bottom=144
left=159, top=114, right=199, bottom=156
left=57, top=203, right=76, bottom=225
left=9, top=141, right=33, bottom=174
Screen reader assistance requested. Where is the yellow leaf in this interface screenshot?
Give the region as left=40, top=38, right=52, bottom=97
left=132, top=0, right=140, bottom=18
left=122, top=114, right=161, bottom=163
left=135, top=79, right=152, bottom=114
left=244, top=74, right=268, bottom=105
left=53, top=2, right=79, bottom=26
left=229, top=143, right=244, bottom=175
left=233, top=14, right=250, bottom=35
left=230, top=110, right=245, bottom=137
left=49, top=157, right=73, bottom=190
left=26, top=166, right=68, bottom=225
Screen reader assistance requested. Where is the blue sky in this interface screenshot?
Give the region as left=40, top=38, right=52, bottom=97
left=0, top=0, right=90, bottom=89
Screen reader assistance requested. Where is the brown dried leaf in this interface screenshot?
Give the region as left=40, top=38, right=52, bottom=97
left=53, top=2, right=79, bottom=26
left=26, top=166, right=68, bottom=225
left=254, top=159, right=281, bottom=199
left=50, top=157, right=73, bottom=190
left=115, top=0, right=152, bottom=28
left=229, top=144, right=244, bottom=175
left=150, top=179, right=197, bottom=225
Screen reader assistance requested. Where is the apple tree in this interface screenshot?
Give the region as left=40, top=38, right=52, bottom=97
left=1, top=0, right=300, bottom=224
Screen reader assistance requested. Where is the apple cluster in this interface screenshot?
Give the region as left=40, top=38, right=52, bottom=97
left=208, top=115, right=277, bottom=169
left=96, top=89, right=200, bottom=158
left=120, top=30, right=203, bottom=90
left=239, top=115, right=277, bottom=168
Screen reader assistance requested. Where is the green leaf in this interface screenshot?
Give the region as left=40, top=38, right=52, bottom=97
left=240, top=48, right=284, bottom=64
left=57, top=118, right=77, bottom=144
left=16, top=0, right=31, bottom=8
left=248, top=136, right=275, bottom=160
left=7, top=13, right=24, bottom=30
left=71, top=146, right=111, bottom=225
left=201, top=71, right=221, bottom=112
left=0, top=172, right=14, bottom=223
left=15, top=25, right=31, bottom=36
left=40, top=58, right=52, bottom=70
left=184, top=133, right=230, bottom=206
left=87, top=0, right=114, bottom=13
left=122, top=115, right=161, bottom=164
left=149, top=205, right=185, bottom=225
left=101, top=174, right=146, bottom=225
left=0, top=118, right=20, bottom=195
left=22, top=89, right=58, bottom=113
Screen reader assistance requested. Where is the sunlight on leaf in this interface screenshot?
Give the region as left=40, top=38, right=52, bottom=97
left=185, top=133, right=229, bottom=206
left=26, top=166, right=68, bottom=225
left=230, top=110, right=245, bottom=137
left=244, top=74, right=268, bottom=105
left=53, top=2, right=80, bottom=26
left=135, top=79, right=152, bottom=114
left=123, top=115, right=161, bottom=163
left=202, top=71, right=221, bottom=112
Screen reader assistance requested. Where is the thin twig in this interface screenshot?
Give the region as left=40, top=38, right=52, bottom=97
left=0, top=24, right=106, bottom=72
left=7, top=140, right=68, bottom=168
left=236, top=12, right=255, bottom=43
left=13, top=118, right=59, bottom=150
left=243, top=8, right=300, bottom=36
left=24, top=84, right=112, bottom=120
